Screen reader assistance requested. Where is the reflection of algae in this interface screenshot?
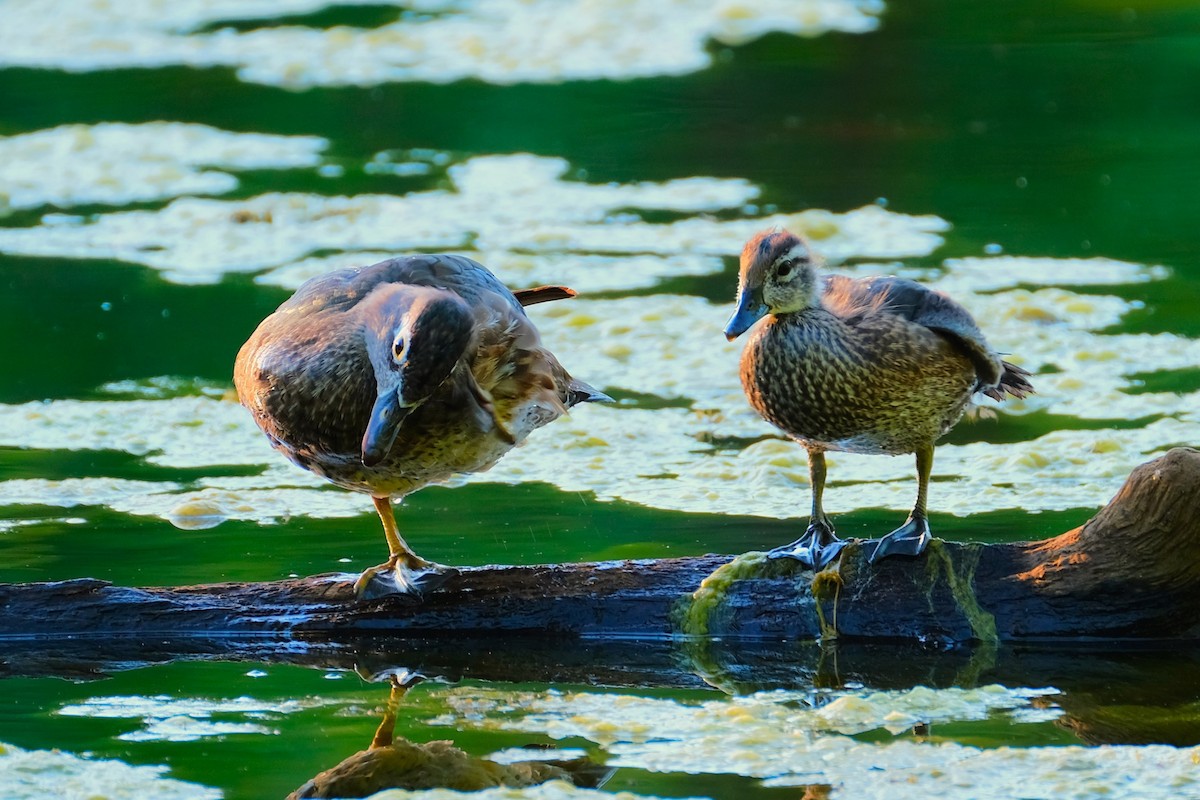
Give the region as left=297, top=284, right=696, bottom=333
left=673, top=551, right=809, bottom=692
left=923, top=540, right=998, bottom=644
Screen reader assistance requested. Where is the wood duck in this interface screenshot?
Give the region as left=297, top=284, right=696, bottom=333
left=724, top=230, right=1032, bottom=570
left=235, top=254, right=608, bottom=598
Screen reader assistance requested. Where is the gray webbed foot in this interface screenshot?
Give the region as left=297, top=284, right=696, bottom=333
left=767, top=519, right=848, bottom=571
left=868, top=515, right=931, bottom=563
left=354, top=557, right=459, bottom=600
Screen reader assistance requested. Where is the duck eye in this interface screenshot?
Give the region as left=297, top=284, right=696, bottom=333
left=392, top=338, right=407, bottom=360
left=776, top=260, right=794, bottom=278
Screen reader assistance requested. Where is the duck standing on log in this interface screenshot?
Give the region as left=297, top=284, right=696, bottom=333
left=235, top=254, right=608, bottom=598
left=724, top=230, right=1033, bottom=570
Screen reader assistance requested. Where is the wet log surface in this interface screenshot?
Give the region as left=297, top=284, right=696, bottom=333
left=2, top=448, right=1199, bottom=648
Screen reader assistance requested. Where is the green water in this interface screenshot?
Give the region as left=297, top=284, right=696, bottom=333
left=2, top=1, right=1200, bottom=798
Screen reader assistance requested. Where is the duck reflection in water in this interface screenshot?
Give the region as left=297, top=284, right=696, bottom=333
left=289, top=673, right=611, bottom=799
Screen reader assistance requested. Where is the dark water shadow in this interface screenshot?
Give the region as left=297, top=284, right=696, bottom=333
left=3, top=635, right=1198, bottom=747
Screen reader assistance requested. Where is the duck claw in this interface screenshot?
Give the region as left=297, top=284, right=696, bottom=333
left=354, top=560, right=458, bottom=600
left=767, top=520, right=847, bottom=570
left=868, top=515, right=931, bottom=563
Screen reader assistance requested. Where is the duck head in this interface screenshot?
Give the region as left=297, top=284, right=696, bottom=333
left=724, top=229, right=822, bottom=340
left=361, top=287, right=475, bottom=467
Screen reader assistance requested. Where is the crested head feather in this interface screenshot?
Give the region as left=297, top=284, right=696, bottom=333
left=739, top=229, right=811, bottom=288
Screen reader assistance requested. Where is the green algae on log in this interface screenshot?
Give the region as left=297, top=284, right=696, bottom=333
left=1, top=448, right=1199, bottom=645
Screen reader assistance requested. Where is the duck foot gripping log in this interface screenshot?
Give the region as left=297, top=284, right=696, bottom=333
left=1, top=449, right=1199, bottom=644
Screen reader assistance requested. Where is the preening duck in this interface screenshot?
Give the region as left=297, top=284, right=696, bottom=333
left=235, top=254, right=607, bottom=597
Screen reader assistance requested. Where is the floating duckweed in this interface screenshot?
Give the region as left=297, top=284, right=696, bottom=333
left=0, top=153, right=946, bottom=287
left=425, top=686, right=1200, bottom=800
left=940, top=255, right=1169, bottom=291
left=1, top=394, right=1197, bottom=524
left=0, top=123, right=326, bottom=210
left=0, top=0, right=883, bottom=88
left=58, top=694, right=339, bottom=743
left=0, top=741, right=220, bottom=799
left=434, top=683, right=1062, bottom=741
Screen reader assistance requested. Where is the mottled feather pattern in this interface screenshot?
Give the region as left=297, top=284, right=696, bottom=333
left=741, top=299, right=978, bottom=455
left=727, top=229, right=1032, bottom=566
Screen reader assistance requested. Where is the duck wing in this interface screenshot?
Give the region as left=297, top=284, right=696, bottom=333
left=276, top=254, right=608, bottom=410
left=277, top=254, right=525, bottom=315
left=822, top=274, right=1006, bottom=390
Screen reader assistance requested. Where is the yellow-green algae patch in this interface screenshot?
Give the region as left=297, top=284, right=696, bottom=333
left=0, top=741, right=220, bottom=800
left=0, top=123, right=326, bottom=212
left=0, top=0, right=883, bottom=89
left=811, top=562, right=846, bottom=639
left=922, top=540, right=997, bottom=643
left=674, top=551, right=805, bottom=637
left=424, top=686, right=1200, bottom=799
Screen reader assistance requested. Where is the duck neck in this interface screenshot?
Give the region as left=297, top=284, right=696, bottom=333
left=771, top=300, right=830, bottom=329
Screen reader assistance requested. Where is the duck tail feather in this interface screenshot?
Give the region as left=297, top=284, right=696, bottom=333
left=513, top=285, right=578, bottom=306
left=981, top=360, right=1034, bottom=401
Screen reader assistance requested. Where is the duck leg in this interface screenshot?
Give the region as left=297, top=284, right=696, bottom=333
left=353, top=496, right=458, bottom=599
left=370, top=672, right=425, bottom=749
left=869, top=443, right=934, bottom=563
left=768, top=450, right=848, bottom=570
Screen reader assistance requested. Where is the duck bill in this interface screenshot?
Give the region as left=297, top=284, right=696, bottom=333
left=724, top=289, right=768, bottom=341
left=361, top=391, right=412, bottom=467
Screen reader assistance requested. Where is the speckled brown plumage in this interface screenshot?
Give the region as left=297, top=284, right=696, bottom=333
left=725, top=230, right=1032, bottom=568
left=234, top=254, right=607, bottom=596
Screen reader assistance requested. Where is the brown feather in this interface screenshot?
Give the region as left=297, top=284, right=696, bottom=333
left=512, top=285, right=577, bottom=306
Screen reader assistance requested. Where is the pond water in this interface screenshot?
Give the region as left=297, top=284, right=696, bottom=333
left=2, top=0, right=1200, bottom=798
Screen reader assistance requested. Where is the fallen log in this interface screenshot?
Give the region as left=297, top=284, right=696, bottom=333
left=1, top=447, right=1198, bottom=644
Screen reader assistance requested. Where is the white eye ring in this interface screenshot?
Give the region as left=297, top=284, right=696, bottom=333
left=776, top=260, right=795, bottom=278
left=392, top=337, right=407, bottom=359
